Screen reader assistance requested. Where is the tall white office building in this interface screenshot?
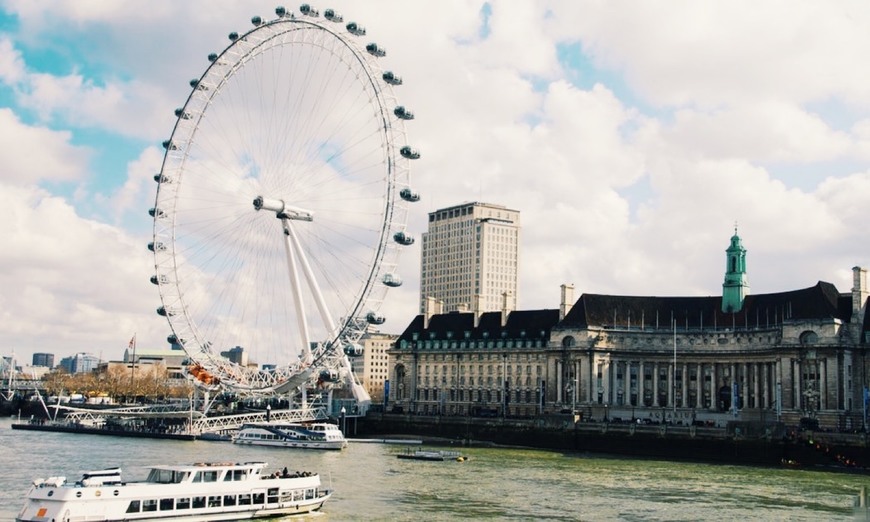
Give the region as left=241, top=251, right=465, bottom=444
left=420, top=202, right=520, bottom=314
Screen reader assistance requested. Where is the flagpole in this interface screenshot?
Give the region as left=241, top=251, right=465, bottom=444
left=129, top=334, right=137, bottom=389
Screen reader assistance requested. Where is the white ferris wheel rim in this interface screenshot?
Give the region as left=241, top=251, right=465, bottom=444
left=150, top=7, right=415, bottom=393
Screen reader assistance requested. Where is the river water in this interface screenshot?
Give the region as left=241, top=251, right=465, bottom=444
left=1, top=417, right=868, bottom=521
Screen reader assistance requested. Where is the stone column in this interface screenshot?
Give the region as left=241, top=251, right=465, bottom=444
left=652, top=362, right=659, bottom=407
left=667, top=364, right=674, bottom=408
left=743, top=363, right=750, bottom=409
left=556, top=360, right=563, bottom=403
left=682, top=362, right=689, bottom=408
left=817, top=359, right=828, bottom=410
left=710, top=363, right=718, bottom=410
left=624, top=361, right=632, bottom=406
left=793, top=359, right=802, bottom=411
left=638, top=361, right=645, bottom=407
left=762, top=362, right=770, bottom=409
left=696, top=363, right=703, bottom=408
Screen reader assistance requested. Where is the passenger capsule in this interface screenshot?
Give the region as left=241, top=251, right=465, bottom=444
left=343, top=343, right=364, bottom=357
left=148, top=207, right=165, bottom=218
left=300, top=4, right=319, bottom=17
left=150, top=275, right=168, bottom=285
left=275, top=6, right=287, bottom=17
left=319, top=369, right=339, bottom=382
left=147, top=241, right=166, bottom=252
left=174, top=108, right=191, bottom=119
left=383, top=273, right=403, bottom=287
left=251, top=16, right=263, bottom=26
left=366, top=311, right=386, bottom=325
left=161, top=140, right=178, bottom=151
left=366, top=43, right=385, bottom=57
left=156, top=306, right=174, bottom=317
left=400, top=146, right=420, bottom=159
left=394, top=106, right=414, bottom=120
left=324, top=9, right=343, bottom=22
left=400, top=187, right=420, bottom=202
left=154, top=173, right=171, bottom=184
left=393, top=231, right=414, bottom=245
left=229, top=32, right=239, bottom=41
left=382, top=71, right=402, bottom=85
left=346, top=22, right=366, bottom=36
left=207, top=53, right=218, bottom=62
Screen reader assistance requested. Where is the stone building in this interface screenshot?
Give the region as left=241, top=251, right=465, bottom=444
left=420, top=202, right=520, bottom=314
left=349, top=331, right=397, bottom=404
left=389, top=231, right=870, bottom=430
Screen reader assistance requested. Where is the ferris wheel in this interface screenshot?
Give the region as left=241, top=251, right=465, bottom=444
left=149, top=4, right=420, bottom=398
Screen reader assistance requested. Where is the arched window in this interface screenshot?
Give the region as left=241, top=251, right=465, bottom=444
left=562, top=336, right=576, bottom=348
left=799, top=331, right=819, bottom=345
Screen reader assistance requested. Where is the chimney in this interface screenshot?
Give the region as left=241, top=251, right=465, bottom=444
left=472, top=294, right=483, bottom=328
left=501, top=291, right=513, bottom=327
left=423, top=296, right=443, bottom=329
left=853, top=266, right=868, bottom=325
left=560, top=283, right=575, bottom=320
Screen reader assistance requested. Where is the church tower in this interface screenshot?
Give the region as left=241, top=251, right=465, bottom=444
left=721, top=227, right=749, bottom=313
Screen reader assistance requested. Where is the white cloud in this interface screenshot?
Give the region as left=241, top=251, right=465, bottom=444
left=0, top=183, right=167, bottom=358
left=0, top=108, right=90, bottom=184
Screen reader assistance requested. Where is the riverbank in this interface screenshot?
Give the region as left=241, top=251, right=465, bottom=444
left=354, top=413, right=870, bottom=473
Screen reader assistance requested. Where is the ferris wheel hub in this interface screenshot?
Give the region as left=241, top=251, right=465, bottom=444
left=253, top=196, right=314, bottom=221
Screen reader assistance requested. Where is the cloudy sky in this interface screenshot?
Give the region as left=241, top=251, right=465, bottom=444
left=2, top=0, right=869, bottom=365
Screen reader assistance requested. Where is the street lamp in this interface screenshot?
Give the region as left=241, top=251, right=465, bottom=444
left=340, top=406, right=346, bottom=435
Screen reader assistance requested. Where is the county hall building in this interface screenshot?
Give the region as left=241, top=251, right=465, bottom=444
left=388, top=231, right=870, bottom=430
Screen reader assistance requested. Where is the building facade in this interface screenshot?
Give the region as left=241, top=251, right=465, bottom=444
left=349, top=332, right=397, bottom=405
left=420, top=202, right=520, bottom=314
left=32, top=352, right=55, bottom=368
left=390, top=233, right=870, bottom=430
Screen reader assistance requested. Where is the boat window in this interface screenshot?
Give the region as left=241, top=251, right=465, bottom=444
left=126, top=500, right=140, bottom=513
left=192, top=496, right=206, bottom=508
left=267, top=487, right=279, bottom=504
left=306, top=488, right=315, bottom=499
left=224, top=494, right=237, bottom=506
left=208, top=495, right=222, bottom=507
left=159, top=498, right=174, bottom=510
left=143, top=499, right=158, bottom=512
left=176, top=497, right=191, bottom=510
left=293, top=490, right=303, bottom=501
left=201, top=471, right=218, bottom=482
left=253, top=493, right=265, bottom=504
left=239, top=493, right=252, bottom=505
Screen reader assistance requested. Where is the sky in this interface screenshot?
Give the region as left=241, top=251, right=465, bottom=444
left=2, top=0, right=870, bottom=366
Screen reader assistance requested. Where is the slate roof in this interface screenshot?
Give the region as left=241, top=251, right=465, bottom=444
left=397, top=309, right=561, bottom=343
left=559, top=281, right=850, bottom=330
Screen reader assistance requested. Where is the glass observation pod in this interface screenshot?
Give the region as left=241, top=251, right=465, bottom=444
left=366, top=43, right=386, bottom=57
left=161, top=140, right=177, bottom=151
left=154, top=173, right=172, bottom=183
left=156, top=306, right=175, bottom=317
left=150, top=275, right=168, bottom=285
left=148, top=207, right=165, bottom=218
left=400, top=146, right=420, bottom=159
left=383, top=273, right=403, bottom=287
left=400, top=187, right=420, bottom=202
left=393, top=231, right=414, bottom=246
left=275, top=6, right=289, bottom=17
left=252, top=16, right=266, bottom=26
left=366, top=311, right=386, bottom=325
left=147, top=241, right=166, bottom=252
left=394, top=106, right=414, bottom=120
left=346, top=22, right=366, bottom=36
left=174, top=108, right=191, bottom=119
left=343, top=343, right=363, bottom=357
left=300, top=4, right=319, bottom=17
left=324, top=9, right=343, bottom=22
left=189, top=79, right=208, bottom=91
left=382, top=71, right=402, bottom=85
left=319, top=369, right=339, bottom=382
left=167, top=334, right=185, bottom=345
left=229, top=32, right=239, bottom=42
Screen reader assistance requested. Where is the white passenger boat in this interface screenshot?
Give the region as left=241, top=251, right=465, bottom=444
left=16, top=461, right=331, bottom=521
left=233, top=422, right=348, bottom=450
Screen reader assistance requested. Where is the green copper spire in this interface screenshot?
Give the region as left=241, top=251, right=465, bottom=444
left=722, top=225, right=749, bottom=313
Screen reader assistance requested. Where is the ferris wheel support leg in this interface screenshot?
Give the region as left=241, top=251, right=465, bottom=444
left=281, top=219, right=313, bottom=362
left=284, top=216, right=338, bottom=335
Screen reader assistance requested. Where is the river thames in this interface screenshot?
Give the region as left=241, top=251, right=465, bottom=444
left=1, top=418, right=868, bottom=521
